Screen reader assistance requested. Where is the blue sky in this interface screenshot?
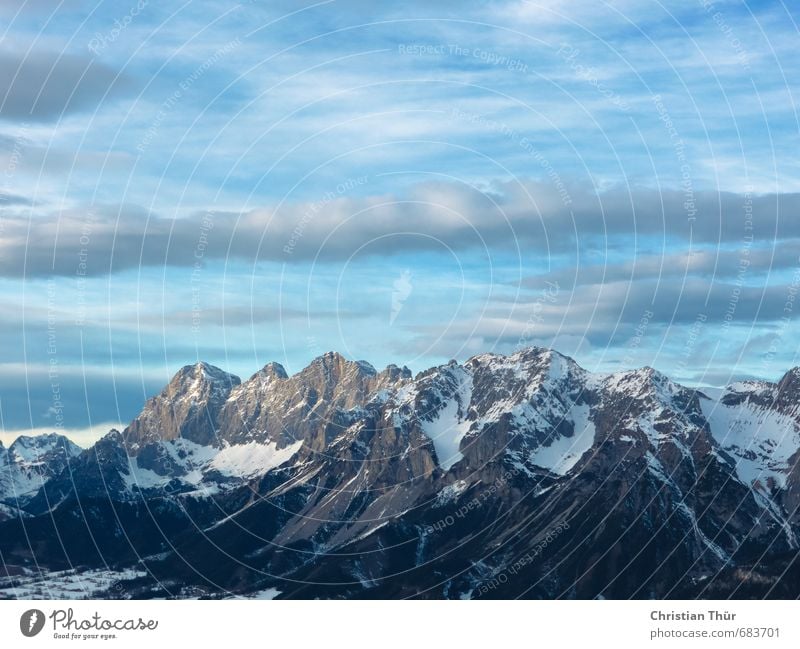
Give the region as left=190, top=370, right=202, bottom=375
left=0, top=0, right=798, bottom=443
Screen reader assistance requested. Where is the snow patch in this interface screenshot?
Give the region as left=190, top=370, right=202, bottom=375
left=434, top=480, right=469, bottom=506
left=701, top=396, right=800, bottom=489
left=421, top=371, right=473, bottom=471
left=209, top=440, right=303, bottom=479
left=236, top=587, right=281, bottom=600
left=529, top=404, right=595, bottom=475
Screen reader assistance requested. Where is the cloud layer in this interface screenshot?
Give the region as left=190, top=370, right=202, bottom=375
left=0, top=49, right=130, bottom=121
left=1, top=181, right=797, bottom=276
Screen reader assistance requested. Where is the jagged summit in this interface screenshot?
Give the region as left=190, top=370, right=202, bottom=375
left=254, top=361, right=289, bottom=380
left=123, top=362, right=241, bottom=451
left=602, top=365, right=680, bottom=394
left=303, top=351, right=378, bottom=380
left=173, top=360, right=241, bottom=385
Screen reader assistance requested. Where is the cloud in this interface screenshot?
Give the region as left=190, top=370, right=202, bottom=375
left=1, top=180, right=798, bottom=276
left=0, top=192, right=32, bottom=206
left=0, top=48, right=130, bottom=121
left=519, top=242, right=800, bottom=290
left=0, top=0, right=83, bottom=13
left=0, top=363, right=162, bottom=430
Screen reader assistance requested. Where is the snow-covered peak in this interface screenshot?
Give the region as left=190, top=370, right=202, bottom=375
left=8, top=433, right=81, bottom=464
left=467, top=345, right=547, bottom=369
left=465, top=347, right=583, bottom=387
left=124, top=436, right=304, bottom=494
left=726, top=378, right=772, bottom=392
left=720, top=379, right=775, bottom=403
left=388, top=349, right=596, bottom=473
left=414, top=366, right=474, bottom=471
left=603, top=366, right=681, bottom=401
left=702, top=391, right=800, bottom=492
left=0, top=433, right=83, bottom=503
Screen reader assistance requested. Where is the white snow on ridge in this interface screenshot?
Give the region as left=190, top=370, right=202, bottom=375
left=0, top=502, right=26, bottom=518
left=161, top=437, right=218, bottom=483
left=676, top=501, right=730, bottom=563
left=529, top=404, right=596, bottom=475
left=702, top=388, right=800, bottom=548
left=124, top=462, right=169, bottom=490
left=421, top=371, right=473, bottom=471
left=0, top=466, right=50, bottom=501
left=701, top=396, right=800, bottom=489
left=209, top=440, right=303, bottom=478
left=434, top=480, right=469, bottom=506
left=123, top=439, right=304, bottom=492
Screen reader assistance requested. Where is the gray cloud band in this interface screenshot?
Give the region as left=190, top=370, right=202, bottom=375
left=0, top=181, right=797, bottom=277
left=0, top=49, right=128, bottom=121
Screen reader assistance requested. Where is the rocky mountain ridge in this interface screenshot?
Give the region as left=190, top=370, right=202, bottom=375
left=2, top=347, right=800, bottom=599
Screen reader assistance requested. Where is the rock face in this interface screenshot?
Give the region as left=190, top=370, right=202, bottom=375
left=1, top=347, right=800, bottom=599
left=215, top=352, right=412, bottom=450
left=123, top=362, right=241, bottom=450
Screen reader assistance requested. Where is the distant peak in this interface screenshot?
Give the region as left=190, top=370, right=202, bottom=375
left=308, top=351, right=344, bottom=368
left=192, top=360, right=223, bottom=375
left=10, top=432, right=71, bottom=448
left=172, top=362, right=241, bottom=386
left=8, top=432, right=82, bottom=460
left=604, top=365, right=680, bottom=397
left=467, top=346, right=571, bottom=365
left=512, top=345, right=557, bottom=360
left=9, top=434, right=36, bottom=447
left=620, top=365, right=661, bottom=379
left=381, top=364, right=412, bottom=380
left=355, top=359, right=378, bottom=375
left=780, top=366, right=800, bottom=380
left=309, top=351, right=377, bottom=375
left=777, top=366, right=800, bottom=393
left=101, top=429, right=124, bottom=443
left=318, top=351, right=345, bottom=361
left=259, top=362, right=288, bottom=380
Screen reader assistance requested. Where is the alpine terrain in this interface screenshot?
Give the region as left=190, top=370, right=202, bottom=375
left=2, top=348, right=800, bottom=599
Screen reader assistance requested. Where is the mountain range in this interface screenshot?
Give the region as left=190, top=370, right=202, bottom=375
left=2, top=347, right=800, bottom=599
